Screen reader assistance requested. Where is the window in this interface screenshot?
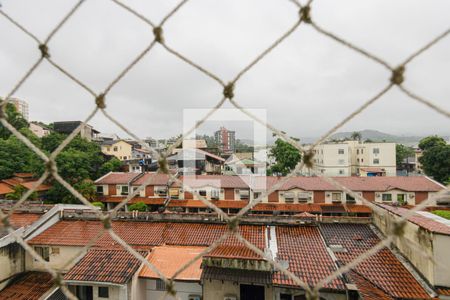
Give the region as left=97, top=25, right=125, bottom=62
left=373, top=158, right=379, bottom=164
left=284, top=192, right=295, bottom=203
left=98, top=287, right=109, bottom=298
left=397, top=194, right=406, bottom=205
left=106, top=147, right=110, bottom=151
left=357, top=158, right=360, bottom=163
left=113, top=146, right=118, bottom=151
left=34, top=246, right=49, bottom=262
left=51, top=247, right=60, bottom=255
left=298, top=192, right=310, bottom=202
left=254, top=192, right=261, bottom=199
left=156, top=279, right=166, bottom=291
left=123, top=156, right=127, bottom=160
left=120, top=185, right=128, bottom=195
left=346, top=194, right=356, bottom=203
left=211, top=189, right=220, bottom=200
left=331, top=192, right=342, bottom=202
left=373, top=148, right=380, bottom=154
left=361, top=149, right=364, bottom=154
left=239, top=189, right=250, bottom=200
left=382, top=193, right=392, bottom=202
left=356, top=149, right=359, bottom=154
left=96, top=185, right=104, bottom=196
left=339, top=169, right=344, bottom=175
left=155, top=186, right=167, bottom=197
left=198, top=190, right=207, bottom=197
left=338, top=149, right=344, bottom=154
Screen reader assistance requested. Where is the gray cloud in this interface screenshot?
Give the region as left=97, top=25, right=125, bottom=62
left=1, top=0, right=449, bottom=141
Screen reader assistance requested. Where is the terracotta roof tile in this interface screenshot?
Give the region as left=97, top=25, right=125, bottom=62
left=132, top=173, right=170, bottom=186
left=20, top=181, right=51, bottom=192
left=274, top=226, right=345, bottom=290
left=345, top=205, right=372, bottom=214
left=140, top=246, right=205, bottom=280
left=8, top=212, right=42, bottom=229
left=0, top=183, right=13, bottom=195
left=378, top=204, right=450, bottom=235
left=437, top=287, right=450, bottom=296
left=348, top=271, right=394, bottom=300
left=320, top=223, right=431, bottom=299
left=28, top=220, right=265, bottom=249
left=0, top=271, right=54, bottom=300
left=95, top=172, right=140, bottom=184
left=333, top=176, right=443, bottom=192
left=64, top=249, right=146, bottom=284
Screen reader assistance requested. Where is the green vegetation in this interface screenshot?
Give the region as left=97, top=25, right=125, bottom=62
left=0, top=104, right=123, bottom=203
left=418, top=135, right=450, bottom=184
left=128, top=201, right=148, bottom=212
left=267, top=138, right=301, bottom=176
left=432, top=210, right=450, bottom=220
left=91, top=201, right=105, bottom=209
left=6, top=185, right=38, bottom=201
left=396, top=144, right=414, bottom=166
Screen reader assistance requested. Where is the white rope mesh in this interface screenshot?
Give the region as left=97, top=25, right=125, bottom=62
left=0, top=1, right=449, bottom=299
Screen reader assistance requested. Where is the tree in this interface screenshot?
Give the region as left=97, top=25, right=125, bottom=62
left=128, top=201, right=148, bottom=212
left=419, top=142, right=450, bottom=184
left=396, top=144, right=414, bottom=166
left=92, top=201, right=105, bottom=210
left=0, top=102, right=29, bottom=139
left=6, top=185, right=38, bottom=201
left=418, top=135, right=446, bottom=151
left=350, top=131, right=362, bottom=141
left=267, top=138, right=301, bottom=176
left=99, top=157, right=123, bottom=175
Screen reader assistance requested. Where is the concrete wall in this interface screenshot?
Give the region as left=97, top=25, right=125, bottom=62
left=373, top=207, right=450, bottom=286
left=277, top=188, right=313, bottom=204
left=273, top=287, right=347, bottom=300
left=141, top=278, right=202, bottom=300
left=69, top=284, right=126, bottom=300
left=203, top=279, right=273, bottom=300
left=26, top=245, right=85, bottom=272
left=0, top=244, right=24, bottom=289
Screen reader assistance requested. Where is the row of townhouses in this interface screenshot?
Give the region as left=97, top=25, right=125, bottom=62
left=93, top=173, right=445, bottom=213
left=0, top=203, right=449, bottom=300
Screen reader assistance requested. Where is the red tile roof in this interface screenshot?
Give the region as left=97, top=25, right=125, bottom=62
left=0, top=183, right=14, bottom=195
left=349, top=271, right=394, bottom=300
left=132, top=173, right=170, bottom=186
left=140, top=246, right=205, bottom=280
left=98, top=196, right=165, bottom=205
left=0, top=272, right=54, bottom=300
left=176, top=175, right=249, bottom=189
left=378, top=204, right=450, bottom=235
left=333, top=176, right=443, bottom=192
left=9, top=212, right=42, bottom=229
left=345, top=205, right=372, bottom=214
left=20, top=181, right=51, bottom=192
left=437, top=287, right=450, bottom=296
left=64, top=249, right=147, bottom=284
left=95, top=172, right=140, bottom=184
left=28, top=220, right=265, bottom=249
left=320, top=223, right=431, bottom=299
left=278, top=177, right=337, bottom=191
left=274, top=226, right=345, bottom=290
left=252, top=203, right=322, bottom=213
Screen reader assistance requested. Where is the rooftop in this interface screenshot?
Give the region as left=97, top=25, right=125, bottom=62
left=64, top=249, right=147, bottom=284
left=0, top=271, right=54, bottom=300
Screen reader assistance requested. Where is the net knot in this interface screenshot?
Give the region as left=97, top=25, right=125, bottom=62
left=299, top=6, right=312, bottom=23
left=54, top=273, right=63, bottom=286
left=166, top=280, right=176, bottom=296
left=390, top=66, right=405, bottom=85
left=45, top=160, right=57, bottom=174
left=158, top=157, right=169, bottom=174
left=306, top=290, right=319, bottom=300
left=101, top=214, right=112, bottom=229
left=95, top=93, right=106, bottom=109
left=227, top=217, right=239, bottom=233
left=303, top=150, right=315, bottom=169
left=153, top=27, right=164, bottom=43
left=223, top=82, right=235, bottom=99
left=39, top=44, right=50, bottom=58
left=392, top=220, right=406, bottom=237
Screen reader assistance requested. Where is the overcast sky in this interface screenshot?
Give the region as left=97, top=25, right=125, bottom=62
left=1, top=0, right=449, bottom=141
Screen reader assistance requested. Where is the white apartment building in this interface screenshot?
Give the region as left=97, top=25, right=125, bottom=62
left=307, top=141, right=396, bottom=177
left=6, top=98, right=29, bottom=120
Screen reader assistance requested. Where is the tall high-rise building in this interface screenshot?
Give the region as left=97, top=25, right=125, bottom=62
left=7, top=98, right=29, bottom=120
left=214, top=126, right=235, bottom=153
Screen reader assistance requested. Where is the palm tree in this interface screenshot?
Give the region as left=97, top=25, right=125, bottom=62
left=350, top=131, right=362, bottom=142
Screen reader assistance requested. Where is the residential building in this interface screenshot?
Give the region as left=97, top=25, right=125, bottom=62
left=224, top=153, right=266, bottom=175
left=0, top=204, right=447, bottom=300
left=0, top=173, right=51, bottom=200
left=7, top=98, right=29, bottom=120
left=101, top=140, right=133, bottom=161
left=215, top=126, right=236, bottom=154
left=167, top=148, right=225, bottom=175
left=53, top=121, right=99, bottom=141
left=309, top=141, right=396, bottom=176
left=29, top=122, right=50, bottom=138
left=94, top=173, right=445, bottom=213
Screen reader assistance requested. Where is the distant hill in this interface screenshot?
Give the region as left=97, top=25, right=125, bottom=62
left=328, top=130, right=449, bottom=146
